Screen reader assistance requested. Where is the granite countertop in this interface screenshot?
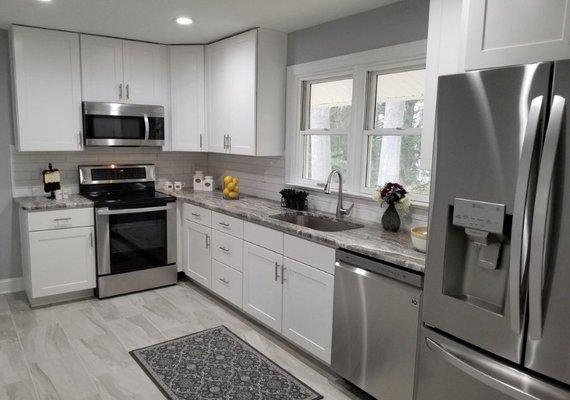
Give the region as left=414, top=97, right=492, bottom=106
left=168, top=190, right=426, bottom=273
left=14, top=195, right=94, bottom=211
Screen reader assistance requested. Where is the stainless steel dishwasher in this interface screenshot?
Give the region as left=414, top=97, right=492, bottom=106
left=331, top=250, right=423, bottom=400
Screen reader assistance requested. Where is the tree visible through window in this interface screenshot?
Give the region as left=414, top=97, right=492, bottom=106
left=366, top=69, right=430, bottom=196
left=302, top=78, right=352, bottom=183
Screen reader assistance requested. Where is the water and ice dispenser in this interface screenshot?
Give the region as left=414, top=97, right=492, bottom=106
left=442, top=198, right=510, bottom=315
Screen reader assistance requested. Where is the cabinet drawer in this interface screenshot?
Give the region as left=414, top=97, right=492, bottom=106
left=212, top=211, right=243, bottom=238
left=183, top=203, right=211, bottom=226
left=211, top=259, right=243, bottom=308
left=284, top=235, right=335, bottom=275
left=244, top=222, right=283, bottom=253
left=27, top=208, right=94, bottom=232
left=212, top=230, right=243, bottom=272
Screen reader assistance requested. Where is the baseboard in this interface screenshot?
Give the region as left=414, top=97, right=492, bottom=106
left=0, top=277, right=24, bottom=295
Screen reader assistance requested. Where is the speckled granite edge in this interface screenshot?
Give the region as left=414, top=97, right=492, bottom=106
left=167, top=190, right=426, bottom=273
left=14, top=195, right=94, bottom=211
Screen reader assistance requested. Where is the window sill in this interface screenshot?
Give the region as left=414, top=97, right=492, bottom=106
left=284, top=182, right=430, bottom=210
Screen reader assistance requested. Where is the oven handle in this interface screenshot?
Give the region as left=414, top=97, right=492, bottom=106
left=97, top=203, right=174, bottom=215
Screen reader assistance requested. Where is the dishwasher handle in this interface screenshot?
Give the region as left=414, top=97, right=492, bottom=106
left=336, top=250, right=423, bottom=288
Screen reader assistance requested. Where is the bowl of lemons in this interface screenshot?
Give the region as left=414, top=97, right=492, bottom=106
left=223, top=176, right=240, bottom=200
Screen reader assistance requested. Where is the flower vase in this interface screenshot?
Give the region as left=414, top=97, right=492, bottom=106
left=381, top=203, right=401, bottom=232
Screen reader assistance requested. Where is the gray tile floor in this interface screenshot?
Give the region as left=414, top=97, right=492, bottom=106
left=0, top=280, right=364, bottom=400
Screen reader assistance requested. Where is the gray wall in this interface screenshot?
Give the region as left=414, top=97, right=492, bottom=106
left=287, top=0, right=429, bottom=65
left=0, top=29, right=20, bottom=280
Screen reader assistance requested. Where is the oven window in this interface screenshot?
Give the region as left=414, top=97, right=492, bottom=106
left=109, top=210, right=167, bottom=274
left=84, top=115, right=146, bottom=140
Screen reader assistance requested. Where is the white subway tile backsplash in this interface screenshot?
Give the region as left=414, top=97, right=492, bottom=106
left=10, top=147, right=428, bottom=226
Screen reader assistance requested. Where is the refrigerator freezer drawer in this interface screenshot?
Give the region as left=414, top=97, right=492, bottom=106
left=415, top=327, right=570, bottom=400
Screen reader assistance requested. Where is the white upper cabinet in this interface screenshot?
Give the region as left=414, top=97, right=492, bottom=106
left=464, top=0, right=570, bottom=70
left=80, top=35, right=168, bottom=106
left=123, top=40, right=168, bottom=105
left=80, top=35, right=124, bottom=103
left=10, top=26, right=83, bottom=151
left=169, top=46, right=205, bottom=152
left=206, top=29, right=287, bottom=156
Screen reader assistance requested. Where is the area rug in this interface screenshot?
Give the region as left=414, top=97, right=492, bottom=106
left=130, top=325, right=323, bottom=400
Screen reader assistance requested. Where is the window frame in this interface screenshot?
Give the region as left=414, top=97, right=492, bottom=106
left=285, top=41, right=429, bottom=205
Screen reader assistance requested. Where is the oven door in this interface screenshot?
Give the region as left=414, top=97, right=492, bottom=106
left=95, top=203, right=176, bottom=276
left=83, top=102, right=165, bottom=147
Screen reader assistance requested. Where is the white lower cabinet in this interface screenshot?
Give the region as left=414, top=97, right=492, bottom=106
left=282, top=257, right=334, bottom=363
left=242, top=242, right=283, bottom=332
left=20, top=208, right=96, bottom=305
left=29, top=227, right=96, bottom=298
left=211, top=260, right=243, bottom=308
left=181, top=202, right=335, bottom=364
left=183, top=219, right=211, bottom=288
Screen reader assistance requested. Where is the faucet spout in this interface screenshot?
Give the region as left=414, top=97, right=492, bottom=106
left=323, top=169, right=354, bottom=219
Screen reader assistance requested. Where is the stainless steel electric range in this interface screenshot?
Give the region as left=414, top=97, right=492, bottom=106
left=79, top=164, right=177, bottom=298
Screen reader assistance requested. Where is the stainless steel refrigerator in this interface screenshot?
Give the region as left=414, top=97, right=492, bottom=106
left=416, top=61, right=570, bottom=400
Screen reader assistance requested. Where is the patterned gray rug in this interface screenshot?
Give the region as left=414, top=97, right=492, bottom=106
left=130, top=325, right=323, bottom=400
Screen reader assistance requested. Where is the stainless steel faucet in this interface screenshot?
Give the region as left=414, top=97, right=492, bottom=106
left=324, top=169, right=354, bottom=218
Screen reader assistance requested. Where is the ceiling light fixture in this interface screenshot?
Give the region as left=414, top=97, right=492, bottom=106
left=175, top=16, right=193, bottom=26
left=37, top=0, right=53, bottom=2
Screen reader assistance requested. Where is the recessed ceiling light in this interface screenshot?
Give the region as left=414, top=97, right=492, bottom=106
left=175, top=17, right=193, bottom=26
left=37, top=0, right=53, bottom=2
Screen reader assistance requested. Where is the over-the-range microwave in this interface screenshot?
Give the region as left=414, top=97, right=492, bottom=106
left=82, top=102, right=165, bottom=147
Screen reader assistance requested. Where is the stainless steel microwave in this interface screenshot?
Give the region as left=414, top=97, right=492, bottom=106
left=82, top=102, right=165, bottom=147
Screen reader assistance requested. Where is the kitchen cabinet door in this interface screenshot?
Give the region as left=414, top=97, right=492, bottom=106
left=80, top=35, right=124, bottom=103
left=170, top=46, right=205, bottom=151
left=464, top=0, right=570, bottom=70
left=10, top=26, right=83, bottom=151
left=206, top=30, right=256, bottom=155
left=28, top=227, right=96, bottom=298
left=123, top=40, right=168, bottom=105
left=183, top=219, right=212, bottom=288
left=242, top=242, right=283, bottom=332
left=282, top=257, right=334, bottom=363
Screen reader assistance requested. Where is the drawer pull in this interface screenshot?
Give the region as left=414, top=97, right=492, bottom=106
left=219, top=277, right=230, bottom=284
left=191, top=213, right=201, bottom=217
left=53, top=218, right=72, bottom=222
left=219, top=246, right=230, bottom=252
left=218, top=222, right=230, bottom=228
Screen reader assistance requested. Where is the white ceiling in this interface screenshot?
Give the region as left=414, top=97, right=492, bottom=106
left=0, top=0, right=401, bottom=44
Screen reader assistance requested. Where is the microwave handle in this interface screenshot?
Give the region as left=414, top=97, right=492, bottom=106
left=143, top=114, right=150, bottom=141
left=97, top=204, right=174, bottom=216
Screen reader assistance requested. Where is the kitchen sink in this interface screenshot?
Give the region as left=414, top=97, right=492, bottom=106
left=270, top=212, right=364, bottom=232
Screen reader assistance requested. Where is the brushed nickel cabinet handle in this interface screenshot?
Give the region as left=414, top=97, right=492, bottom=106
left=218, top=222, right=230, bottom=228
left=274, top=262, right=280, bottom=281
left=119, top=83, right=123, bottom=99
left=126, top=84, right=130, bottom=100
left=219, top=246, right=230, bottom=252
left=219, top=277, right=230, bottom=284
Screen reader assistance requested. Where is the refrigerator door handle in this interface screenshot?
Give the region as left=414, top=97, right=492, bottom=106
left=425, top=337, right=570, bottom=400
left=529, top=95, right=565, bottom=340
left=510, top=96, right=544, bottom=333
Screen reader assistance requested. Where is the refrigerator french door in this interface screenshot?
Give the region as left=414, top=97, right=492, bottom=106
left=417, top=61, right=570, bottom=400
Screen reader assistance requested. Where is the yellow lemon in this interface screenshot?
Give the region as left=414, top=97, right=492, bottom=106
left=226, top=182, right=236, bottom=191
left=233, top=185, right=239, bottom=193
left=228, top=191, right=239, bottom=199
left=232, top=177, right=239, bottom=185
left=223, top=188, right=230, bottom=196
left=224, top=176, right=233, bottom=185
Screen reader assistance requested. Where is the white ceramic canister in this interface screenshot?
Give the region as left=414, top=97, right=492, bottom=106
left=193, top=171, right=204, bottom=191
left=203, top=176, right=214, bottom=192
